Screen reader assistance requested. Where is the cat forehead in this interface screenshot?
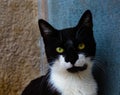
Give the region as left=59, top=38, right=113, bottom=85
left=59, top=28, right=76, bottom=40
left=64, top=40, right=73, bottom=47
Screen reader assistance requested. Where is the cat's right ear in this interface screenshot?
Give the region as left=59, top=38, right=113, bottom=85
left=38, top=19, right=55, bottom=38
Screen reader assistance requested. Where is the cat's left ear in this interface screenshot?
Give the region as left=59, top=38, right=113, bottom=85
left=77, top=10, right=93, bottom=28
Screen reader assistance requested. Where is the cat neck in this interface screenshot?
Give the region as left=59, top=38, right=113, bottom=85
left=48, top=63, right=97, bottom=95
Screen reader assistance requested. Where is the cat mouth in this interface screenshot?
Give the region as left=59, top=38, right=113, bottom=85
left=67, top=64, right=87, bottom=73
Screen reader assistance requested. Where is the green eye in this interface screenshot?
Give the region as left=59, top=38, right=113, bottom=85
left=56, top=47, right=64, bottom=53
left=78, top=43, right=85, bottom=50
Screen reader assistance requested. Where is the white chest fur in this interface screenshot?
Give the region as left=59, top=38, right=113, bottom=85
left=50, top=70, right=97, bottom=95
left=49, top=55, right=97, bottom=95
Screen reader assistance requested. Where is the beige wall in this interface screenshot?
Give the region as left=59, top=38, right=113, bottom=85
left=0, top=0, right=41, bottom=95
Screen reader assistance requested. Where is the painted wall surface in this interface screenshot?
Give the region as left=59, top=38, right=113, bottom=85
left=39, top=0, right=120, bottom=95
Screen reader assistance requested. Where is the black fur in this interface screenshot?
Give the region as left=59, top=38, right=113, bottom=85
left=39, top=10, right=95, bottom=65
left=22, top=73, right=60, bottom=95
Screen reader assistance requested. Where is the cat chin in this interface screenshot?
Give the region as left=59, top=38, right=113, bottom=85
left=67, top=64, right=87, bottom=73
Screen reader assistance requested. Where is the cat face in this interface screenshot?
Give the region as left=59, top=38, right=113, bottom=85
left=39, top=10, right=96, bottom=73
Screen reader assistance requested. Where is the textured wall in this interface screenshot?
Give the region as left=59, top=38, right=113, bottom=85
left=0, top=0, right=40, bottom=95
left=38, top=0, right=120, bottom=95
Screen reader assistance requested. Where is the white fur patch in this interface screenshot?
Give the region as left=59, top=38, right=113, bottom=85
left=49, top=54, right=97, bottom=95
left=75, top=54, right=86, bottom=67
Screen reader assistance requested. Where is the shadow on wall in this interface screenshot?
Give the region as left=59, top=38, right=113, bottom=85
left=38, top=0, right=120, bottom=95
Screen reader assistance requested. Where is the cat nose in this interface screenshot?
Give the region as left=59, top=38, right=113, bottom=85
left=65, top=53, right=78, bottom=65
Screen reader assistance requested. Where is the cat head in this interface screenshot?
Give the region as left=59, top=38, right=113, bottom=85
left=38, top=10, right=96, bottom=73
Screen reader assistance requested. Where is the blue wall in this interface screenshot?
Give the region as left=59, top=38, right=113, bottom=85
left=45, top=0, right=120, bottom=95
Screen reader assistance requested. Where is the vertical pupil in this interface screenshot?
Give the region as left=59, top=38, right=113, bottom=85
left=59, top=48, right=62, bottom=51
left=80, top=44, right=83, bottom=47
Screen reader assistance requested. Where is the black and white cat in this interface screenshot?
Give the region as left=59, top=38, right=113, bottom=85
left=22, top=10, right=97, bottom=95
